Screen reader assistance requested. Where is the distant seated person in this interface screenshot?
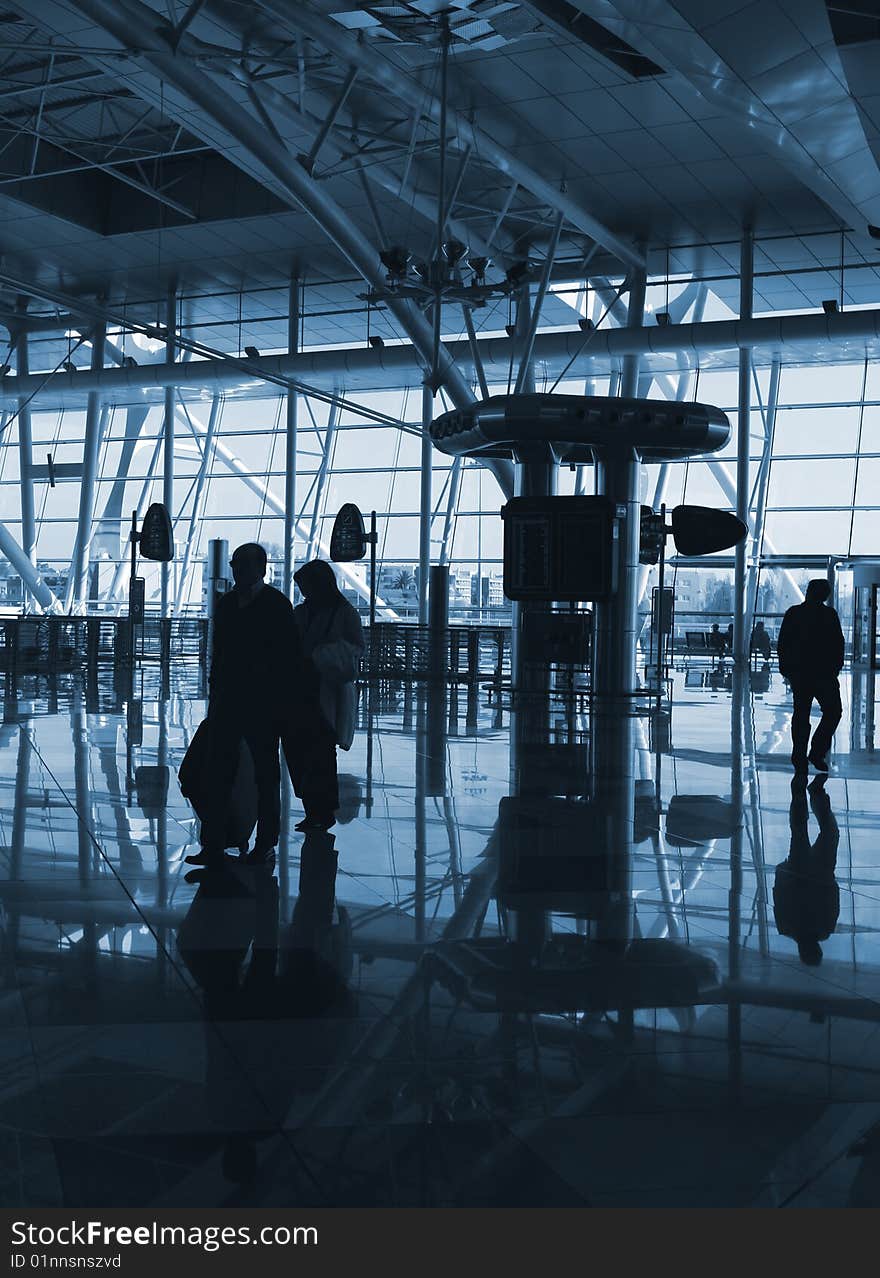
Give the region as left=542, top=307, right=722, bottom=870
left=725, top=622, right=734, bottom=654
left=707, top=623, right=725, bottom=654
left=750, top=621, right=772, bottom=659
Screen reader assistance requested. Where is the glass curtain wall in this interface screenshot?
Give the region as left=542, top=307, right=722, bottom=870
left=2, top=303, right=880, bottom=623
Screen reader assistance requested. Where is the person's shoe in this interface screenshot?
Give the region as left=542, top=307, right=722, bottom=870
left=184, top=847, right=226, bottom=867
left=295, top=814, right=336, bottom=832
left=808, top=749, right=829, bottom=773
left=246, top=844, right=276, bottom=867
left=790, top=753, right=808, bottom=774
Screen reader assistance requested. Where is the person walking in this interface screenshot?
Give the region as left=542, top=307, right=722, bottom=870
left=777, top=578, right=845, bottom=773
left=192, top=542, right=297, bottom=867
left=282, top=559, right=364, bottom=832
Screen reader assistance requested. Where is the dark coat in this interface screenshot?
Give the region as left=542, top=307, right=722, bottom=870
left=777, top=601, right=844, bottom=679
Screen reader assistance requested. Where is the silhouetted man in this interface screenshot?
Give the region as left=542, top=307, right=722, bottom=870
left=773, top=777, right=839, bottom=966
left=194, top=543, right=296, bottom=867
left=777, top=578, right=844, bottom=773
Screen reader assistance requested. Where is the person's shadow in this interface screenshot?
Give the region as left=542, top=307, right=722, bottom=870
left=176, top=832, right=355, bottom=1185
left=773, top=777, right=840, bottom=966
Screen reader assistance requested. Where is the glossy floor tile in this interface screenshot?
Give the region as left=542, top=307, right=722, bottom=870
left=1, top=662, right=879, bottom=1206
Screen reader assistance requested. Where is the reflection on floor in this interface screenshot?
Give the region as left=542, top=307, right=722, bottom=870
left=1, top=663, right=880, bottom=1207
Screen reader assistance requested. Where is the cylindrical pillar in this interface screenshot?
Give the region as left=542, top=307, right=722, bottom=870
left=509, top=456, right=556, bottom=787
left=283, top=276, right=300, bottom=598
left=419, top=381, right=433, bottom=625
left=70, top=323, right=106, bottom=611
left=593, top=448, right=640, bottom=700
left=428, top=563, right=449, bottom=683
left=161, top=286, right=176, bottom=618
left=733, top=229, right=753, bottom=666
left=15, top=324, right=35, bottom=593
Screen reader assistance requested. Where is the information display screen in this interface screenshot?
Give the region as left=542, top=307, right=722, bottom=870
left=501, top=496, right=617, bottom=601
left=330, top=503, right=367, bottom=562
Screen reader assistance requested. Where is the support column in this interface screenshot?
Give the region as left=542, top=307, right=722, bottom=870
left=592, top=263, right=646, bottom=702
left=419, top=381, right=433, bottom=625
left=733, top=229, right=753, bottom=666
left=174, top=391, right=221, bottom=615
left=69, top=322, right=106, bottom=611
left=744, top=355, right=781, bottom=637
left=161, top=286, right=176, bottom=619
left=283, top=276, right=300, bottom=598
left=15, top=323, right=35, bottom=597
left=307, top=392, right=339, bottom=561
left=0, top=521, right=61, bottom=613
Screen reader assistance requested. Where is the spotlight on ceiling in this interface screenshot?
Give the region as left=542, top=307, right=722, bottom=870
left=656, top=311, right=671, bottom=326
left=62, top=360, right=76, bottom=373
left=469, top=255, right=490, bottom=283
left=244, top=345, right=261, bottom=358
left=505, top=323, right=516, bottom=337
left=379, top=245, right=411, bottom=282
left=441, top=239, right=468, bottom=270
left=577, top=317, right=595, bottom=332
left=123, top=355, right=138, bottom=368
left=368, top=335, right=385, bottom=349
left=412, top=261, right=431, bottom=283
left=822, top=299, right=838, bottom=315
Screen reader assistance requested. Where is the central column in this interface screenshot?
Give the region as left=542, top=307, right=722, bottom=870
left=161, top=286, right=176, bottom=619
left=283, top=275, right=300, bottom=598
left=510, top=452, right=556, bottom=789
left=733, top=228, right=753, bottom=665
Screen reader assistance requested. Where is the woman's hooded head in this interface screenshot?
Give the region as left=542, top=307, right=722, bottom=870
left=294, top=558, right=342, bottom=605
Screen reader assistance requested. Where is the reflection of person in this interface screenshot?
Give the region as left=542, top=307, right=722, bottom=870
left=196, top=543, right=297, bottom=867
left=750, top=621, right=771, bottom=659
left=283, top=561, right=364, bottom=832
left=176, top=840, right=353, bottom=1185
left=777, top=579, right=844, bottom=773
left=773, top=777, right=839, bottom=966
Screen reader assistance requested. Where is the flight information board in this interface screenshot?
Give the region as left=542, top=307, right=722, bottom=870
left=501, top=496, right=617, bottom=601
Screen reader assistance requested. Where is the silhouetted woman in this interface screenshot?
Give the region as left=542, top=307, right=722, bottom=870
left=282, top=560, right=364, bottom=831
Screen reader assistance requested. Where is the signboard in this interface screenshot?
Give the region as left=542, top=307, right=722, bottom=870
left=139, top=502, right=174, bottom=562
left=670, top=505, right=747, bottom=556
left=330, top=503, right=367, bottom=562
left=501, top=496, right=616, bottom=602
left=129, top=576, right=145, bottom=624
left=521, top=610, right=591, bottom=664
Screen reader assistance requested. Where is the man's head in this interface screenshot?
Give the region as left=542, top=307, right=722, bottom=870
left=230, top=542, right=267, bottom=590
left=805, top=578, right=831, bottom=605
left=294, top=558, right=339, bottom=603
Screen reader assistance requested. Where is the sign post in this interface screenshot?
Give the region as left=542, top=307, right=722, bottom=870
left=329, top=501, right=378, bottom=624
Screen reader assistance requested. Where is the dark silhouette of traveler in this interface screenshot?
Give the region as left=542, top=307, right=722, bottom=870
left=192, top=542, right=297, bottom=868
left=750, top=620, right=771, bottom=660
left=282, top=560, right=364, bottom=832
left=725, top=622, right=734, bottom=654
left=777, top=578, right=844, bottom=773
left=707, top=622, right=725, bottom=655
left=773, top=776, right=839, bottom=966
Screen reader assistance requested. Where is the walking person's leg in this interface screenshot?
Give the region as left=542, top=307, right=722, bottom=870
left=809, top=676, right=842, bottom=767
left=245, top=722, right=281, bottom=858
left=790, top=679, right=813, bottom=770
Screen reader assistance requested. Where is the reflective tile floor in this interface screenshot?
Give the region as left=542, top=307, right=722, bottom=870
left=1, top=662, right=880, bottom=1208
